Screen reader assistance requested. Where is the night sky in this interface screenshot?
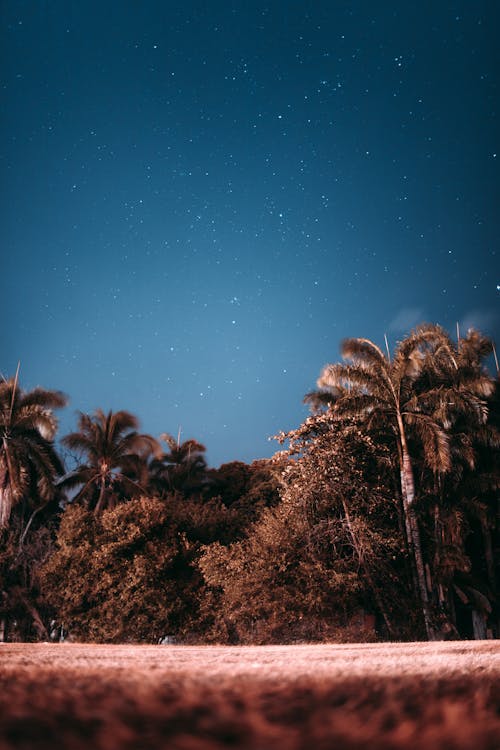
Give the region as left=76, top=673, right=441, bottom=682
left=1, top=2, right=499, bottom=467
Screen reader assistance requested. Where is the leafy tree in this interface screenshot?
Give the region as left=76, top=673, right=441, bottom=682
left=0, top=516, right=57, bottom=641
left=205, top=461, right=251, bottom=506
left=309, top=324, right=496, bottom=639
left=59, top=410, right=160, bottom=513
left=39, top=494, right=234, bottom=642
left=199, top=419, right=406, bottom=643
left=0, top=370, right=66, bottom=528
left=204, top=459, right=281, bottom=536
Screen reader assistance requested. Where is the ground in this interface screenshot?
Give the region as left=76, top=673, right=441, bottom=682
left=0, top=641, right=498, bottom=749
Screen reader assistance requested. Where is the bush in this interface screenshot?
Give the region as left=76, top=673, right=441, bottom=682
left=39, top=495, right=234, bottom=642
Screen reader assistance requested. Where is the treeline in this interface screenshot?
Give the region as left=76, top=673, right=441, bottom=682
left=0, top=324, right=499, bottom=643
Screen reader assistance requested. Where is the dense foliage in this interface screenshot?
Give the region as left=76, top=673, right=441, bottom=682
left=39, top=496, right=232, bottom=642
left=1, top=324, right=499, bottom=643
left=199, top=421, right=409, bottom=643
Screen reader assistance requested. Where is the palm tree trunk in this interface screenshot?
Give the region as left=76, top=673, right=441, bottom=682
left=397, top=417, right=435, bottom=640
left=18, top=590, right=48, bottom=640
left=94, top=479, right=107, bottom=515
left=480, top=514, right=499, bottom=636
left=480, top=515, right=496, bottom=593
left=0, top=439, right=15, bottom=527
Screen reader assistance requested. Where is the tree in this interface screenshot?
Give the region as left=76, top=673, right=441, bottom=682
left=276, top=415, right=410, bottom=638
left=0, top=369, right=66, bottom=529
left=0, top=515, right=57, bottom=642
left=203, top=459, right=281, bottom=537
left=199, top=419, right=406, bottom=644
left=39, top=494, right=234, bottom=642
left=60, top=410, right=160, bottom=513
left=411, top=329, right=500, bottom=636
left=149, top=433, right=208, bottom=497
left=309, top=324, right=495, bottom=639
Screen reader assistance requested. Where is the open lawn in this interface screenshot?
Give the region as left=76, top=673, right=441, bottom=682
left=0, top=641, right=499, bottom=749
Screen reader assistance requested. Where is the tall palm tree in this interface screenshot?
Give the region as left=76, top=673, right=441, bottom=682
left=414, top=328, right=499, bottom=635
left=0, top=369, right=66, bottom=528
left=149, top=433, right=208, bottom=497
left=311, top=324, right=495, bottom=639
left=60, top=409, right=161, bottom=513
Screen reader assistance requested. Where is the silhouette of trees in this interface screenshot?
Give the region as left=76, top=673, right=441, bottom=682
left=59, top=410, right=161, bottom=513
left=149, top=434, right=208, bottom=497
left=0, top=370, right=66, bottom=641
left=1, top=323, right=498, bottom=643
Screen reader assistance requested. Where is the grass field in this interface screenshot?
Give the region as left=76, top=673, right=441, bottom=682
left=0, top=641, right=499, bottom=749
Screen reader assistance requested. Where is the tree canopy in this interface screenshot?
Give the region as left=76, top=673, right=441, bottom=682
left=1, top=324, right=499, bottom=643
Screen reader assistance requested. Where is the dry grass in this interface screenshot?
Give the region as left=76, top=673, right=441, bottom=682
left=0, top=641, right=499, bottom=749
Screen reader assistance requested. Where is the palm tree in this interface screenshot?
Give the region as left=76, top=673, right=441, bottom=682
left=60, top=409, right=161, bottom=513
left=415, top=328, right=499, bottom=635
left=311, top=324, right=495, bottom=639
left=0, top=368, right=66, bottom=528
left=149, top=433, right=208, bottom=497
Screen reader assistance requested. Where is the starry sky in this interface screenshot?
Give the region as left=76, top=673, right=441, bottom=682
left=1, top=2, right=499, bottom=467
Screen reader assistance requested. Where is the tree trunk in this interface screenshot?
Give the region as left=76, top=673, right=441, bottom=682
left=397, top=417, right=435, bottom=640
left=480, top=515, right=496, bottom=593
left=0, top=439, right=16, bottom=527
left=433, top=501, right=459, bottom=636
left=480, top=515, right=499, bottom=636
left=94, top=478, right=107, bottom=515
left=406, top=502, right=435, bottom=639
left=18, top=590, right=48, bottom=641
left=394, top=446, right=419, bottom=607
left=18, top=505, right=45, bottom=549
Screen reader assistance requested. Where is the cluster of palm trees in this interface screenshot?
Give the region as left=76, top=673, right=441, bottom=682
left=307, top=324, right=499, bottom=639
left=0, top=382, right=209, bottom=532
left=1, top=322, right=498, bottom=641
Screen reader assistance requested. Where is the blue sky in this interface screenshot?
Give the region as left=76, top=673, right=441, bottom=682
left=1, top=1, right=498, bottom=465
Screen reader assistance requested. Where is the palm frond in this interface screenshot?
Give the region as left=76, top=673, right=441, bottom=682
left=119, top=432, right=162, bottom=459
left=393, top=323, right=455, bottom=382
left=318, top=363, right=388, bottom=395
left=448, top=432, right=476, bottom=471
left=341, top=338, right=388, bottom=369
left=410, top=387, right=489, bottom=429
left=16, top=408, right=59, bottom=441
left=471, top=424, right=500, bottom=449
left=333, top=392, right=388, bottom=421
left=303, top=390, right=336, bottom=413
left=57, top=467, right=95, bottom=489
left=457, top=373, right=495, bottom=399
left=160, top=432, right=178, bottom=450
left=20, top=429, right=65, bottom=476
left=106, top=410, right=140, bottom=438
left=119, top=453, right=149, bottom=477
left=61, top=432, right=100, bottom=461
left=403, top=412, right=451, bottom=473
left=0, top=485, right=14, bottom=527
left=459, top=328, right=493, bottom=366
left=19, top=388, right=67, bottom=411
